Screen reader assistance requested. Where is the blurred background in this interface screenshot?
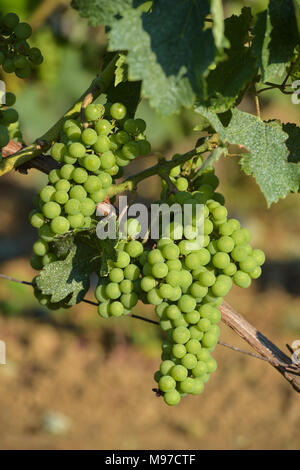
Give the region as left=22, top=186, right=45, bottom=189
left=0, top=0, right=299, bottom=450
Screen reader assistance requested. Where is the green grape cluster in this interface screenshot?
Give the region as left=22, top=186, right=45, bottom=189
left=29, top=102, right=151, bottom=307
left=0, top=91, right=19, bottom=153
left=0, top=12, right=43, bottom=78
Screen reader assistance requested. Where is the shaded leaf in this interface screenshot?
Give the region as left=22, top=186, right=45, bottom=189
left=71, top=0, right=133, bottom=27
left=283, top=123, right=300, bottom=163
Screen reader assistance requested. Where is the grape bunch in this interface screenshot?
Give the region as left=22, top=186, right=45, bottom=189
left=29, top=102, right=151, bottom=282
left=0, top=12, right=43, bottom=78
left=0, top=91, right=18, bottom=153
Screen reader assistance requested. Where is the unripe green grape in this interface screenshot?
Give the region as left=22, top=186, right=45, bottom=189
left=123, top=118, right=140, bottom=135
left=51, top=143, right=66, bottom=162
left=170, top=364, right=188, bottom=381
left=95, top=119, right=112, bottom=135
left=98, top=302, right=110, bottom=318
left=158, top=283, right=173, bottom=299
left=85, top=104, right=103, bottom=121
left=114, top=250, right=131, bottom=269
left=185, top=338, right=201, bottom=355
left=122, top=141, right=140, bottom=159
left=28, top=47, right=43, bottom=65
left=3, top=58, right=15, bottom=73
left=68, top=213, right=84, bottom=228
left=160, top=319, right=172, bottom=331
left=65, top=125, right=81, bottom=141
left=161, top=243, right=180, bottom=260
left=54, top=190, right=69, bottom=205
left=95, top=284, right=109, bottom=302
left=192, top=361, right=208, bottom=377
left=141, top=276, right=157, bottom=292
left=39, top=223, right=55, bottom=242
left=116, top=152, right=130, bottom=167
left=3, top=12, right=20, bottom=29
left=30, top=255, right=43, bottom=270
left=60, top=164, right=74, bottom=180
left=191, top=378, right=205, bottom=395
left=189, top=325, right=203, bottom=340
left=159, top=360, right=175, bottom=376
left=124, top=264, right=140, bottom=281
left=142, top=263, right=153, bottom=276
left=181, top=353, right=197, bottom=370
left=101, top=151, right=116, bottom=170
left=13, top=55, right=27, bottom=69
left=40, top=185, right=55, bottom=203
left=163, top=390, right=181, bottom=406
left=165, top=304, right=181, bottom=320
left=148, top=249, right=164, bottom=265
left=189, top=282, right=208, bottom=299
left=110, top=102, right=127, bottom=121
left=204, top=219, right=213, bottom=235
left=175, top=177, right=188, bottom=191
left=250, top=266, right=262, bottom=279
left=15, top=64, right=31, bottom=78
left=78, top=198, right=95, bottom=217
left=219, top=221, right=234, bottom=236
left=48, top=169, right=61, bottom=185
left=172, top=317, right=189, bottom=328
left=217, top=236, right=235, bottom=253
left=98, top=172, right=112, bottom=188
left=172, top=326, right=190, bottom=344
left=185, top=310, right=200, bottom=324
left=231, top=229, right=246, bottom=245
left=177, top=294, right=196, bottom=313
left=107, top=301, right=123, bottom=317
left=211, top=278, right=232, bottom=297
left=155, top=302, right=168, bottom=318
left=233, top=270, right=251, bottom=288
left=42, top=253, right=57, bottom=266
left=55, top=179, right=71, bottom=193
left=83, top=154, right=101, bottom=172
left=147, top=288, right=163, bottom=305
left=197, top=348, right=211, bottom=362
left=43, top=201, right=61, bottom=219
left=3, top=108, right=18, bottom=124
left=212, top=252, right=230, bottom=269
left=33, top=239, right=48, bottom=256
left=168, top=286, right=182, bottom=302
left=82, top=216, right=92, bottom=228
left=152, top=262, right=168, bottom=279
left=105, top=282, right=121, bottom=300
left=94, top=135, right=111, bottom=153
left=121, top=292, right=138, bottom=309
left=109, top=268, right=124, bottom=283
left=172, top=344, right=186, bottom=359
left=166, top=259, right=181, bottom=271
left=197, top=318, right=211, bottom=332
left=206, top=357, right=217, bottom=373
left=69, top=185, right=87, bottom=202
left=119, top=279, right=134, bottom=294
left=138, top=139, right=151, bottom=155
left=30, top=212, right=45, bottom=229
left=179, top=377, right=195, bottom=394
left=72, top=167, right=88, bottom=184
left=231, top=245, right=248, bottom=262
left=223, top=262, right=237, bottom=276
left=68, top=142, right=86, bottom=159
left=64, top=198, right=80, bottom=215
left=252, top=248, right=265, bottom=266
left=202, top=331, right=218, bottom=348
left=81, top=128, right=97, bottom=146
left=91, top=189, right=106, bottom=203
left=239, top=256, right=257, bottom=273
left=212, top=205, right=227, bottom=220
left=179, top=270, right=193, bottom=290
left=0, top=125, right=9, bottom=147
left=14, top=22, right=32, bottom=39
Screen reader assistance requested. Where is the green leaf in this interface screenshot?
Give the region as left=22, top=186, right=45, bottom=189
left=108, top=0, right=216, bottom=115
left=210, top=0, right=227, bottom=50
left=71, top=0, right=133, bottom=27
left=36, top=229, right=117, bottom=305
left=114, top=53, right=127, bottom=86
left=283, top=123, right=300, bottom=163
left=201, top=7, right=257, bottom=112
left=252, top=1, right=299, bottom=82
left=195, top=107, right=300, bottom=205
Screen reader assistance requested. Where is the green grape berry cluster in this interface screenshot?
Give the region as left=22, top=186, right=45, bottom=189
left=29, top=102, right=151, bottom=303
left=95, top=166, right=265, bottom=406
left=0, top=91, right=18, bottom=151
left=0, top=12, right=43, bottom=78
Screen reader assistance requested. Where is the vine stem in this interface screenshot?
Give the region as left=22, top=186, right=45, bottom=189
left=1, top=273, right=299, bottom=390
left=0, top=54, right=119, bottom=177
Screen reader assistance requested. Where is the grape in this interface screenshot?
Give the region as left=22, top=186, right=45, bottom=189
left=72, top=167, right=88, bottom=184
left=141, top=276, right=157, bottom=292
left=3, top=108, right=18, bottom=124
left=252, top=248, right=265, bottom=266
left=152, top=262, right=168, bottom=279
left=98, top=302, right=110, bottom=318
left=83, top=154, right=101, bottom=172
left=98, top=172, right=112, bottom=188
left=101, top=151, right=116, bottom=170
left=110, top=102, right=127, bottom=120
left=48, top=169, right=61, bottom=185
left=239, top=256, right=257, bottom=273
left=192, top=361, right=208, bottom=377
left=170, top=364, right=188, bottom=381
left=231, top=245, right=248, bottom=262
left=138, top=140, right=151, bottom=155
left=14, top=22, right=32, bottom=39
left=124, top=264, right=140, bottom=281
left=106, top=283, right=121, bottom=300
left=121, top=292, right=138, bottom=309
left=176, top=177, right=188, bottom=191
left=233, top=271, right=251, bottom=288
left=40, top=185, right=55, bottom=203
left=119, top=279, right=133, bottom=294
left=30, top=212, right=45, bottom=229
left=91, top=189, right=106, bottom=203
left=95, top=119, right=112, bottom=135
left=217, top=236, right=235, bottom=253
left=147, top=288, right=163, bottom=305
left=109, top=268, right=124, bottom=283
left=212, top=252, right=230, bottom=269
left=68, top=213, right=84, bottom=228
left=122, top=141, right=140, bottom=159
left=172, top=344, right=186, bottom=359
left=163, top=390, right=181, bottom=406
left=33, top=239, right=48, bottom=256
left=51, top=143, right=66, bottom=162
left=81, top=128, right=98, bottom=146
left=42, top=201, right=61, bottom=219
left=85, top=104, right=103, bottom=121
left=39, top=224, right=55, bottom=242
left=202, top=331, right=218, bottom=348
left=109, top=301, right=124, bottom=317
left=178, top=295, right=196, bottom=313
left=69, top=185, right=87, bottom=202
left=3, top=58, right=15, bottom=73
left=54, top=190, right=69, bottom=205
left=60, top=164, right=74, bottom=180
left=94, top=135, right=111, bottom=153
left=114, top=251, right=131, bottom=269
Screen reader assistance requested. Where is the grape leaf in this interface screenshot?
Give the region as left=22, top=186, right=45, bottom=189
left=36, top=230, right=117, bottom=305
left=201, top=7, right=257, bottom=112
left=283, top=123, right=300, bottom=163
left=210, top=0, right=227, bottom=50
left=252, top=1, right=299, bottom=82
left=114, top=53, right=127, bottom=87
left=108, top=0, right=216, bottom=115
left=195, top=107, right=300, bottom=205
left=71, top=0, right=133, bottom=27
